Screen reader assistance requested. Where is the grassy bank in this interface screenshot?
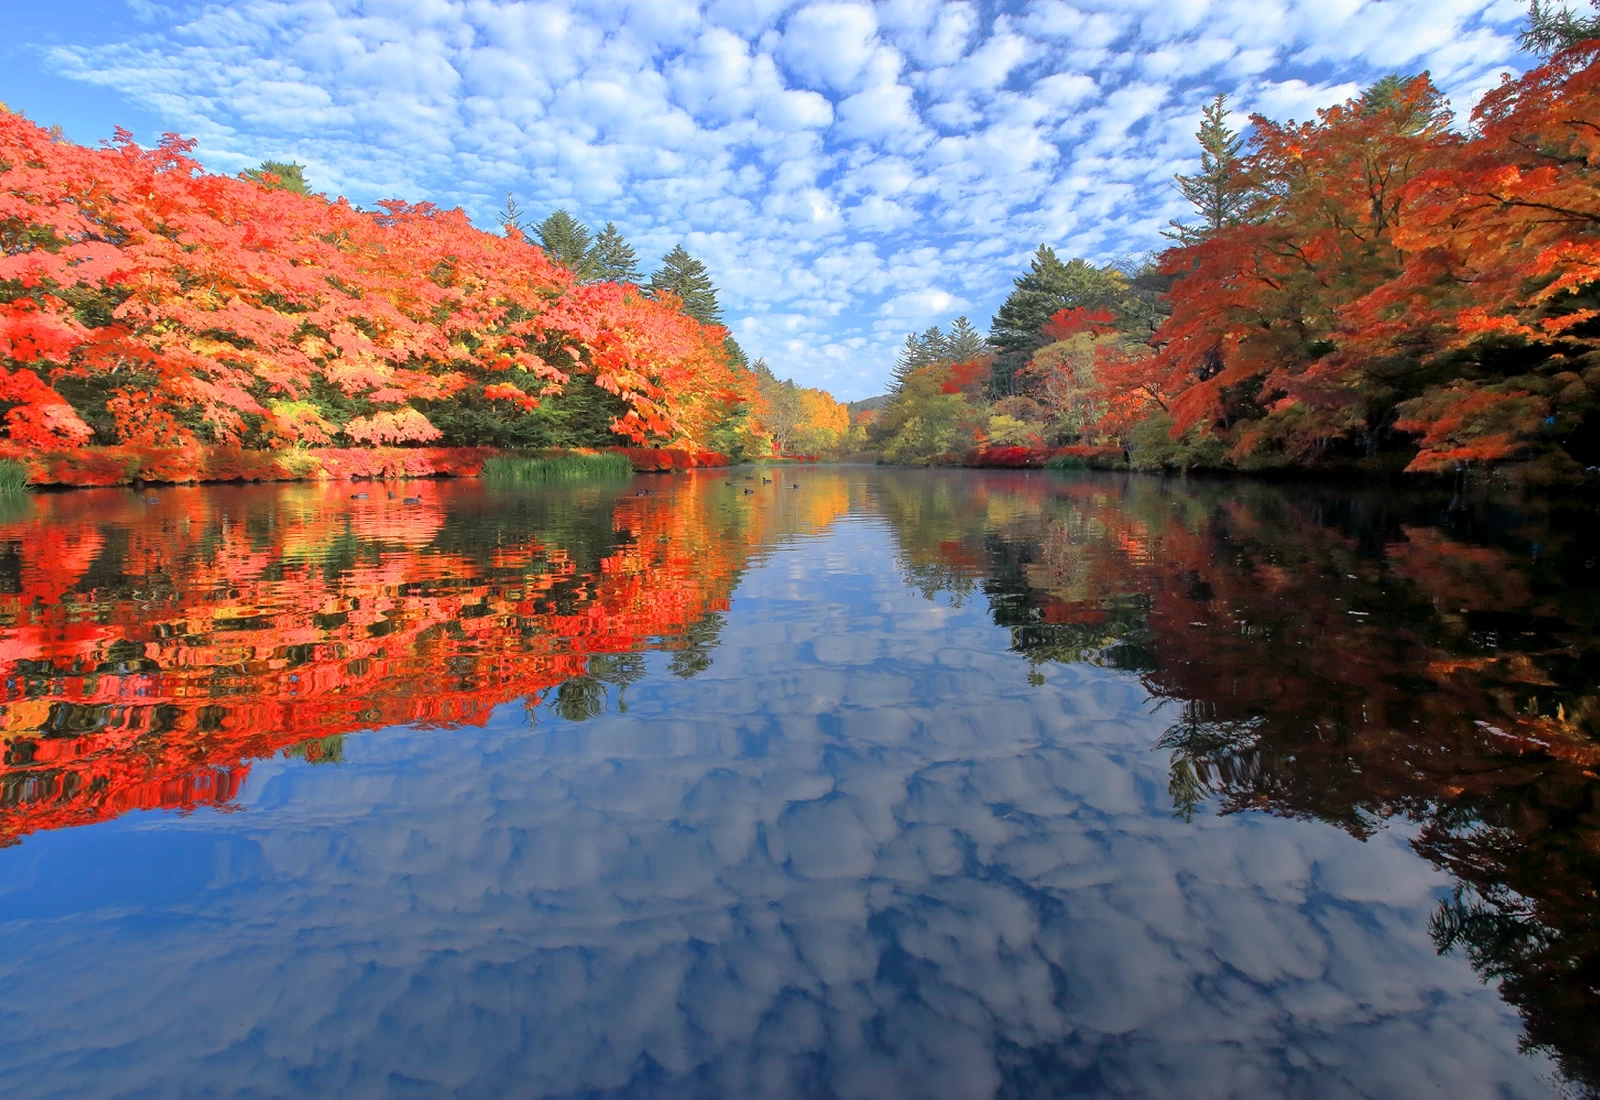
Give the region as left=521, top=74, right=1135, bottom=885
left=0, top=459, right=28, bottom=494
left=0, top=445, right=729, bottom=488
left=482, top=453, right=634, bottom=485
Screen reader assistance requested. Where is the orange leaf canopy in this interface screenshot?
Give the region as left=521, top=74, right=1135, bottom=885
left=0, top=111, right=760, bottom=451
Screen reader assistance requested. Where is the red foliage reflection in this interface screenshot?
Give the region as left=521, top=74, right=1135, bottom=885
left=0, top=477, right=848, bottom=846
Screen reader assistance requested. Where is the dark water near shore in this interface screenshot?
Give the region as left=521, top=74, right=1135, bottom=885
left=1, top=468, right=1597, bottom=1099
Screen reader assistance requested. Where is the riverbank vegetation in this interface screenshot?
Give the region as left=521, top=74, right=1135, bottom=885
left=0, top=457, right=26, bottom=493
left=0, top=107, right=849, bottom=482
left=869, top=31, right=1600, bottom=481
left=482, top=452, right=634, bottom=485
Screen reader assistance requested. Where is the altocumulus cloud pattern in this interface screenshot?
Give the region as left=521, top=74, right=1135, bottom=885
left=17, top=0, right=1535, bottom=397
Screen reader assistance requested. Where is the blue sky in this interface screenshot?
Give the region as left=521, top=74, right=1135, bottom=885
left=3, top=0, right=1534, bottom=400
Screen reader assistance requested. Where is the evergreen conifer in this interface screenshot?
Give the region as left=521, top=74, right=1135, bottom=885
left=535, top=209, right=595, bottom=280
left=588, top=221, right=643, bottom=283
left=244, top=160, right=311, bottom=195
left=1163, top=95, right=1249, bottom=245
left=649, top=245, right=723, bottom=326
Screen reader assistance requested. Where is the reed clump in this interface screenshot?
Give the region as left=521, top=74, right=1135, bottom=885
left=482, top=452, right=634, bottom=485
left=0, top=458, right=31, bottom=494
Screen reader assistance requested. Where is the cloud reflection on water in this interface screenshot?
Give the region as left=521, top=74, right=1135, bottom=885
left=0, top=506, right=1555, bottom=1099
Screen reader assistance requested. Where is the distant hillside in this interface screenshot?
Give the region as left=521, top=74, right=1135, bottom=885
left=848, top=395, right=890, bottom=414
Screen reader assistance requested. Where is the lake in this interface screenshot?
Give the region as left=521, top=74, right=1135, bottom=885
left=0, top=468, right=1595, bottom=1099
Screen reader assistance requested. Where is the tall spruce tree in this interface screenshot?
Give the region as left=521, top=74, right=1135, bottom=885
left=588, top=221, right=643, bottom=283
left=535, top=209, right=595, bottom=280
left=1111, top=253, right=1173, bottom=338
left=1163, top=95, right=1250, bottom=245
left=891, top=333, right=925, bottom=390
left=648, top=244, right=723, bottom=326
left=988, top=247, right=1124, bottom=396
left=891, top=325, right=950, bottom=390
left=1359, top=73, right=1452, bottom=136
left=944, top=316, right=988, bottom=362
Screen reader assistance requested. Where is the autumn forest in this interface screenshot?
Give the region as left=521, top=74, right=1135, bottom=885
left=866, top=37, right=1600, bottom=480
left=0, top=105, right=849, bottom=479
left=5, top=33, right=1600, bottom=482
left=5, top=4, right=1600, bottom=1096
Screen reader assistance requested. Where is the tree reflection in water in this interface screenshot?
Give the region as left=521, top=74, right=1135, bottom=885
left=876, top=471, right=1600, bottom=1094
left=0, top=476, right=859, bottom=846
left=0, top=469, right=1596, bottom=1095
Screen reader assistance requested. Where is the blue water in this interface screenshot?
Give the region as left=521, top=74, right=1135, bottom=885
left=0, top=470, right=1591, bottom=1098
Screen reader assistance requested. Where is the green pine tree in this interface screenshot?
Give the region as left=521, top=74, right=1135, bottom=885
left=891, top=326, right=951, bottom=390
left=535, top=209, right=595, bottom=280
left=989, top=247, right=1123, bottom=358
left=988, top=247, right=1125, bottom=395
left=1111, top=253, right=1173, bottom=339
left=243, top=160, right=311, bottom=195
left=1163, top=94, right=1249, bottom=246
left=1521, top=0, right=1600, bottom=55
left=889, top=319, right=990, bottom=391
left=588, top=221, right=643, bottom=283
left=648, top=244, right=723, bottom=326
left=944, top=316, right=988, bottom=362
left=890, top=333, right=924, bottom=391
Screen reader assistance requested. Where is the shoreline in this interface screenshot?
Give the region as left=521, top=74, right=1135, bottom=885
left=0, top=445, right=731, bottom=489
left=6, top=444, right=1589, bottom=495
left=866, top=446, right=1600, bottom=492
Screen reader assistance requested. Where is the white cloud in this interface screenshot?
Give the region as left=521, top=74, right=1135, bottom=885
left=835, top=81, right=922, bottom=144
left=920, top=3, right=981, bottom=66
left=1018, top=1, right=1126, bottom=47
left=761, top=85, right=836, bottom=130
left=1246, top=77, right=1364, bottom=123
left=24, top=0, right=1536, bottom=400
left=1028, top=71, right=1099, bottom=112
left=880, top=287, right=968, bottom=319
left=778, top=2, right=882, bottom=92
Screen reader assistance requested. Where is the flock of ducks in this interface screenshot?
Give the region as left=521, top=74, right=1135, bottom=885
left=726, top=474, right=799, bottom=494
left=345, top=491, right=422, bottom=504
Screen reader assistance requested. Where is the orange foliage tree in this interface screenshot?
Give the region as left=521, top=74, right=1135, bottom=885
left=1136, top=76, right=1455, bottom=465
left=0, top=109, right=767, bottom=456
left=1370, top=43, right=1600, bottom=469
left=1087, top=47, right=1600, bottom=474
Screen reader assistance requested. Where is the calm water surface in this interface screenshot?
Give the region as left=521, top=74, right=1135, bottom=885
left=1, top=469, right=1597, bottom=1099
